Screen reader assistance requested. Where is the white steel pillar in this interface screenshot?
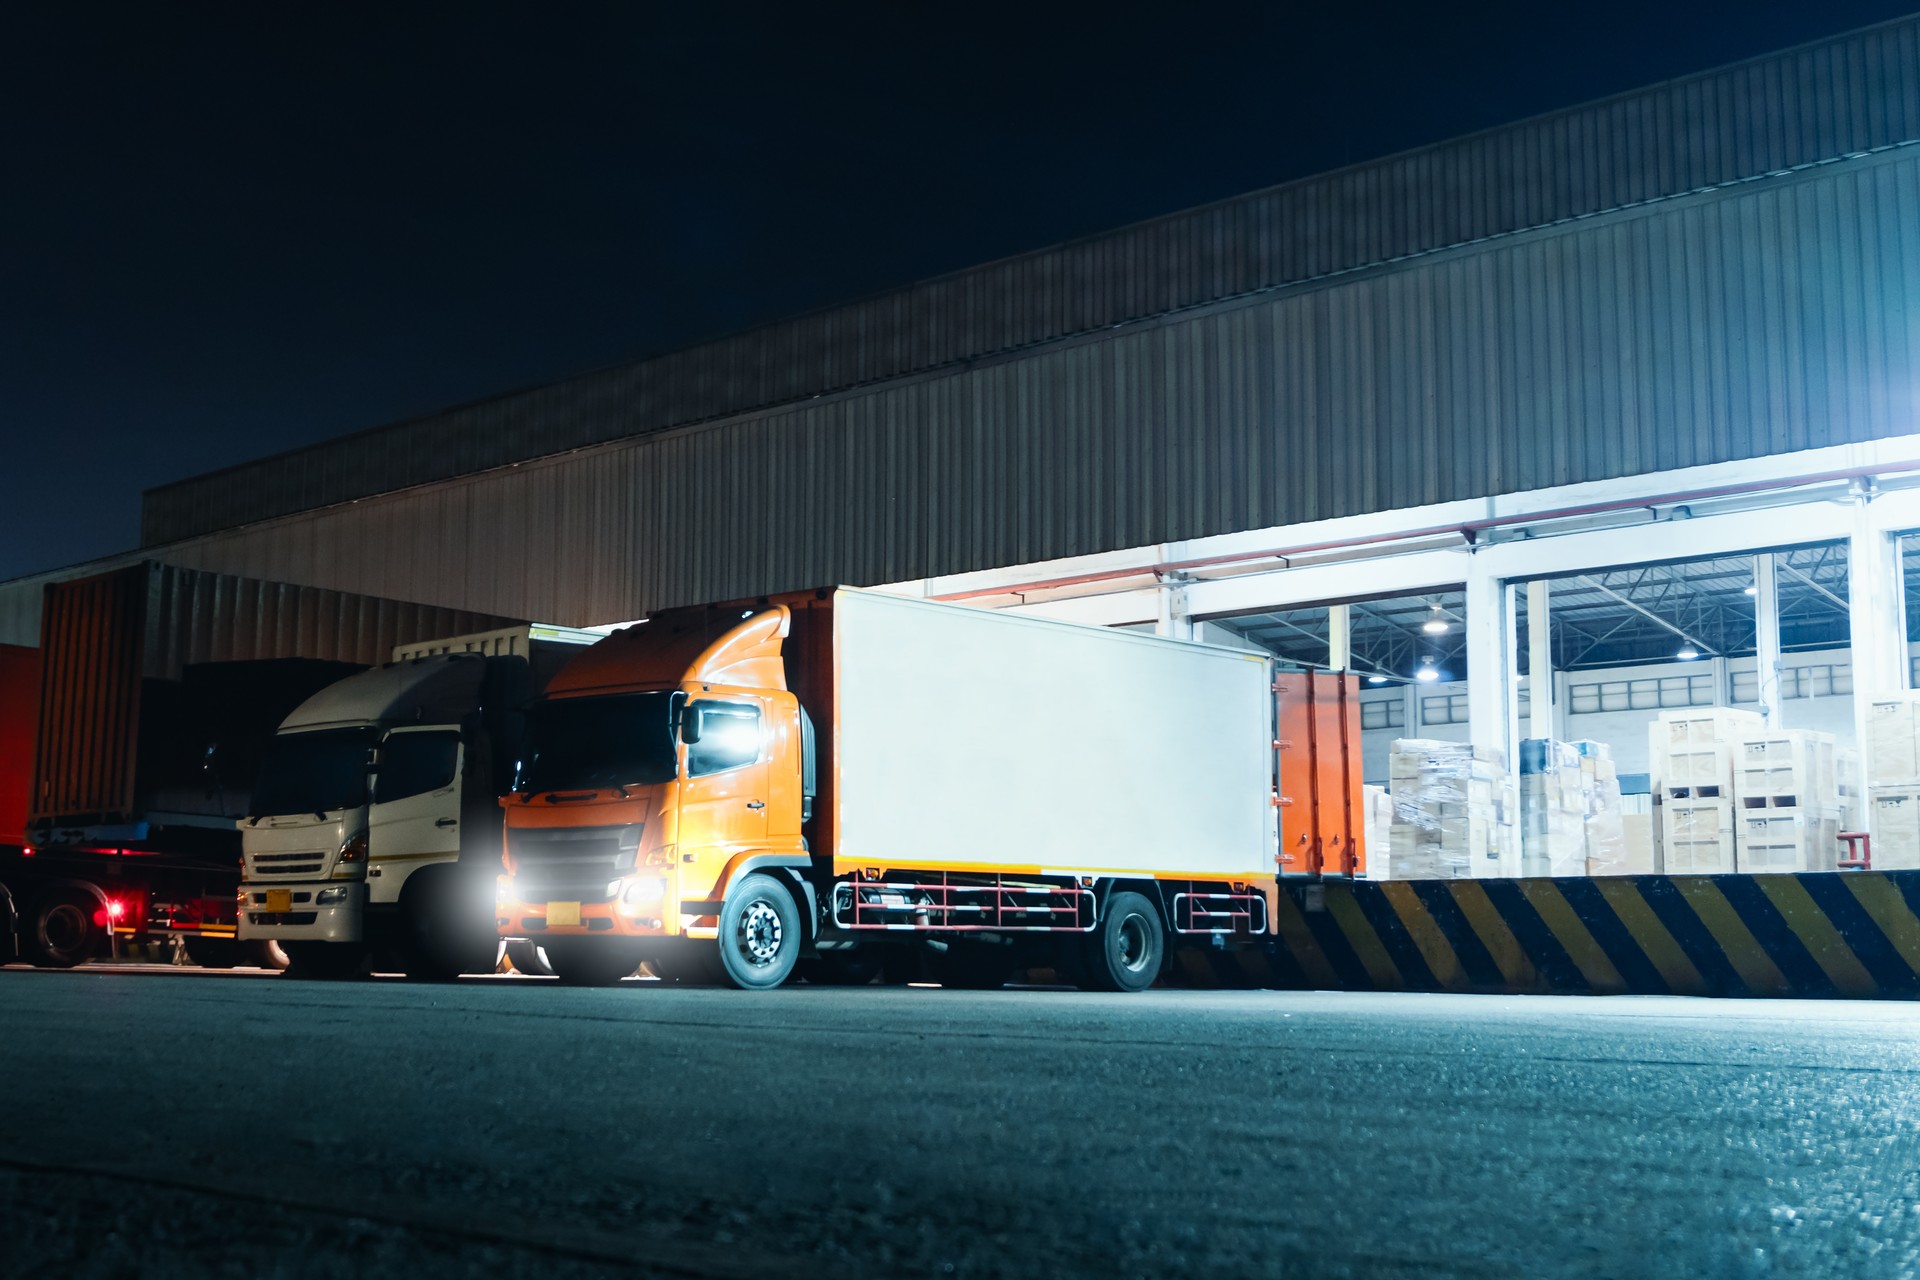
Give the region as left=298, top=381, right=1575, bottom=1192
left=1155, top=572, right=1193, bottom=642
left=1753, top=553, right=1783, bottom=726
left=1526, top=579, right=1554, bottom=742
left=1327, top=604, right=1351, bottom=673
left=1466, top=554, right=1519, bottom=877
left=1850, top=482, right=1909, bottom=798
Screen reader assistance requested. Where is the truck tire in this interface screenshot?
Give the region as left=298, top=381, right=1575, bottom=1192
left=504, top=939, right=554, bottom=977
left=26, top=891, right=100, bottom=968
left=401, top=867, right=500, bottom=981
left=183, top=937, right=240, bottom=969
left=545, top=940, right=643, bottom=986
left=797, top=949, right=884, bottom=986
left=926, top=942, right=1015, bottom=989
left=714, top=873, right=800, bottom=990
left=283, top=942, right=369, bottom=980
left=1079, top=891, right=1164, bottom=992
left=244, top=939, right=291, bottom=970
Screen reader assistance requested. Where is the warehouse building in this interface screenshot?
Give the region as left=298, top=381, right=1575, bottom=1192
left=6, top=16, right=1920, bottom=881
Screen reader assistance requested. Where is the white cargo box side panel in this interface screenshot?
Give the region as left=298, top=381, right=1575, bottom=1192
left=832, top=590, right=1274, bottom=879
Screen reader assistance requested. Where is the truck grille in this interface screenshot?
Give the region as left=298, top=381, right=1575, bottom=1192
left=508, top=824, right=638, bottom=902
left=250, top=851, right=328, bottom=877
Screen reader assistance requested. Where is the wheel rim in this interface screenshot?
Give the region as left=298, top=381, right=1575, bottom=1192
left=43, top=903, right=89, bottom=957
left=737, top=898, right=784, bottom=966
left=1116, top=913, right=1151, bottom=973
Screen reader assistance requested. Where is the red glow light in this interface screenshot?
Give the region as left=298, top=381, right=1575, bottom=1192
left=106, top=899, right=126, bottom=918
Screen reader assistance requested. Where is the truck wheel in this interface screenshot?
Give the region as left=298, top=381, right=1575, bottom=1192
left=244, top=939, right=291, bottom=971
left=27, top=892, right=99, bottom=968
left=504, top=939, right=554, bottom=977
left=926, top=942, right=1015, bottom=990
left=402, top=867, right=501, bottom=981
left=1080, top=891, right=1164, bottom=992
left=183, top=937, right=240, bottom=969
left=283, top=942, right=369, bottom=980
left=545, top=940, right=643, bottom=986
left=797, top=949, right=884, bottom=986
left=715, top=873, right=800, bottom=990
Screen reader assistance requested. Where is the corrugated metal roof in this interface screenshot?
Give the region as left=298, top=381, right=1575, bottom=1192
left=142, top=147, right=1920, bottom=625
left=139, top=15, right=1920, bottom=547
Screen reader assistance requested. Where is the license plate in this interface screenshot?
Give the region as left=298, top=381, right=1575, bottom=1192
left=264, top=889, right=292, bottom=913
left=546, top=901, right=582, bottom=928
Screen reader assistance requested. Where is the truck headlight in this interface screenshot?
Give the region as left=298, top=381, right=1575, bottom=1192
left=316, top=887, right=350, bottom=906
left=622, top=876, right=667, bottom=906
left=338, top=832, right=368, bottom=864
left=496, top=875, right=513, bottom=905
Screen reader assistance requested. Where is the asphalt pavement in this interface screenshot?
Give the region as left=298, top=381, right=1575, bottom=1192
left=3, top=965, right=1919, bottom=1278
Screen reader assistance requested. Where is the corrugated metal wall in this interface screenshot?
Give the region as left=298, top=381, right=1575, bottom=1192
left=139, top=16, right=1920, bottom=547
left=144, top=148, right=1920, bottom=626
left=0, top=560, right=518, bottom=657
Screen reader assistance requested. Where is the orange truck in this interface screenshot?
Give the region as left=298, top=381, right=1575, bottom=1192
left=497, top=587, right=1361, bottom=990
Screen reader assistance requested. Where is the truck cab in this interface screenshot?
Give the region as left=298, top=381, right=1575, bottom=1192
left=499, top=608, right=817, bottom=987
left=240, top=655, right=504, bottom=977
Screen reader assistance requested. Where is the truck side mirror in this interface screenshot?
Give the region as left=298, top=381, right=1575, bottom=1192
left=680, top=704, right=703, bottom=745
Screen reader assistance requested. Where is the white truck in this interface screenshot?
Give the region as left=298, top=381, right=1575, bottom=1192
left=239, top=625, right=597, bottom=979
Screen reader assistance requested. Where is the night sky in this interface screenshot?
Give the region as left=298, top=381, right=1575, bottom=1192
left=3, top=1, right=1913, bottom=582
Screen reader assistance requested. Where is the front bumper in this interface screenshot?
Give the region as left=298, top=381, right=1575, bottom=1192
left=238, top=882, right=365, bottom=943
left=498, top=875, right=713, bottom=941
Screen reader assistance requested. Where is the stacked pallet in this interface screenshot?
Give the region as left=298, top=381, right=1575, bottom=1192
left=1387, top=740, right=1516, bottom=879
left=1732, top=729, right=1842, bottom=872
left=1361, top=784, right=1395, bottom=878
left=1868, top=693, right=1920, bottom=871
left=1518, top=739, right=1633, bottom=876
left=1650, top=708, right=1763, bottom=875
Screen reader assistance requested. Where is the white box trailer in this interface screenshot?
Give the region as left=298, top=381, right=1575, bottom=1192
left=830, top=589, right=1276, bottom=882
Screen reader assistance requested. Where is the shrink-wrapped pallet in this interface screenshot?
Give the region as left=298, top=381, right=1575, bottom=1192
left=1387, top=739, right=1513, bottom=879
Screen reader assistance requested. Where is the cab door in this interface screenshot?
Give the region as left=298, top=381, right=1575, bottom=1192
left=368, top=727, right=465, bottom=894
left=675, top=699, right=769, bottom=860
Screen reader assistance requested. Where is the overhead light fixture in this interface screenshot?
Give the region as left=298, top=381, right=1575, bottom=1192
left=1415, top=661, right=1441, bottom=683
left=1744, top=584, right=1758, bottom=596
left=1367, top=674, right=1388, bottom=685
left=1676, top=644, right=1700, bottom=661
left=1422, top=605, right=1449, bottom=635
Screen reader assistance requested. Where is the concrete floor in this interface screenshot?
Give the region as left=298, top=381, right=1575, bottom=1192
left=3, top=967, right=1920, bottom=1278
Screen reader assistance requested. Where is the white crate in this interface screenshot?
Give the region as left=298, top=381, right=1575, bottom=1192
left=1868, top=695, right=1920, bottom=787
left=1737, top=806, right=1841, bottom=872
left=1657, top=707, right=1765, bottom=751
left=1665, top=836, right=1736, bottom=875
left=1663, top=744, right=1733, bottom=799
left=1663, top=797, right=1733, bottom=844
left=1733, top=731, right=1837, bottom=810
left=1870, top=786, right=1920, bottom=871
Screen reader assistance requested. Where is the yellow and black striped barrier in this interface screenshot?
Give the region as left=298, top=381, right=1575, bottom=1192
left=1170, top=872, right=1920, bottom=998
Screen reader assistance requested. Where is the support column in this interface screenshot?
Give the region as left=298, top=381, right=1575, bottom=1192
left=1155, top=572, right=1192, bottom=642
left=1850, top=482, right=1909, bottom=799
left=1327, top=604, right=1351, bottom=673
left=1753, top=553, right=1782, bottom=725
left=1526, top=579, right=1554, bottom=742
left=1466, top=555, right=1518, bottom=877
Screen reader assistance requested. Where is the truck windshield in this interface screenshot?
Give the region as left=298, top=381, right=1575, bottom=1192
left=250, top=727, right=379, bottom=816
left=518, top=692, right=679, bottom=793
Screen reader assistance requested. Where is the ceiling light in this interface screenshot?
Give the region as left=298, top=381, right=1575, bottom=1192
left=1415, top=662, right=1441, bottom=683
left=1367, top=674, right=1388, bottom=685
left=1744, top=584, right=1758, bottom=596
left=1422, top=605, right=1449, bottom=635
left=1676, top=645, right=1700, bottom=661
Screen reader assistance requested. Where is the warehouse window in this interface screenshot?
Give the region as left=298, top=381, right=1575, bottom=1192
left=1568, top=674, right=1713, bottom=715
left=1360, top=699, right=1404, bottom=731
left=1731, top=663, right=1852, bottom=702
left=1420, top=692, right=1470, bottom=726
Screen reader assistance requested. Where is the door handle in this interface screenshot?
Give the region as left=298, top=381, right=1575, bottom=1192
left=746, top=800, right=765, bottom=811
left=436, top=818, right=459, bottom=828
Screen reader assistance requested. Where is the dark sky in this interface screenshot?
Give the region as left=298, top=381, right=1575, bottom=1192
left=2, top=1, right=1914, bottom=583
